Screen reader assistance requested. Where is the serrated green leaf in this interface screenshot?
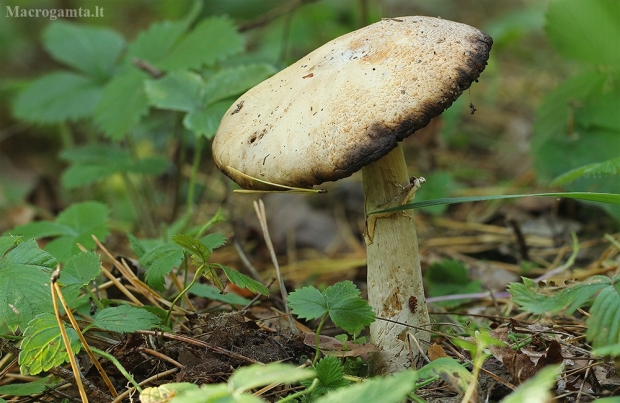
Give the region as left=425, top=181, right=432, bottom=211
left=43, top=21, right=125, bottom=78
left=586, top=284, right=620, bottom=349
left=501, top=365, right=561, bottom=403
left=12, top=72, right=102, bottom=124
left=546, top=0, right=620, bottom=66
left=315, top=369, right=417, bottom=403
left=60, top=144, right=168, bottom=188
left=159, top=16, right=244, bottom=71
left=202, top=233, right=227, bottom=251
left=172, top=234, right=210, bottom=265
left=288, top=285, right=328, bottom=321
left=204, top=64, right=276, bottom=106
left=229, top=362, right=315, bottom=394
left=323, top=281, right=375, bottom=334
left=307, top=356, right=349, bottom=396
left=126, top=21, right=188, bottom=65
left=94, top=70, right=150, bottom=140
left=218, top=264, right=269, bottom=296
left=188, top=283, right=251, bottom=306
left=19, top=313, right=81, bottom=375
left=58, top=251, right=101, bottom=292
left=140, top=242, right=184, bottom=292
left=0, top=237, right=56, bottom=331
left=509, top=276, right=611, bottom=315
left=184, top=100, right=232, bottom=138
left=12, top=202, right=110, bottom=262
left=552, top=156, right=620, bottom=186
left=127, top=232, right=147, bottom=259
left=0, top=377, right=59, bottom=396
left=92, top=305, right=161, bottom=333
left=145, top=70, right=204, bottom=112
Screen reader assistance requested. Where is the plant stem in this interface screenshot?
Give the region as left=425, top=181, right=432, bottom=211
left=277, top=378, right=319, bottom=403
left=165, top=264, right=203, bottom=325
left=91, top=347, right=142, bottom=392
left=312, top=313, right=329, bottom=366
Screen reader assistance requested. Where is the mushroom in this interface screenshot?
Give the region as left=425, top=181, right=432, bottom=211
left=212, top=16, right=492, bottom=373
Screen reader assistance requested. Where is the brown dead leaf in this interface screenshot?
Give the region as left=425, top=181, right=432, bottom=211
left=428, top=343, right=448, bottom=361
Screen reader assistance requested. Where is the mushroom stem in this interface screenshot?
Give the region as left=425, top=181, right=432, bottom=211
left=362, top=143, right=430, bottom=374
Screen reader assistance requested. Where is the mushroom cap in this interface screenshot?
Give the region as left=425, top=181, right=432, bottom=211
left=212, top=16, right=492, bottom=190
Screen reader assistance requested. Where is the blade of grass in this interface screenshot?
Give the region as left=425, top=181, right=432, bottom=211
left=372, top=192, right=620, bottom=214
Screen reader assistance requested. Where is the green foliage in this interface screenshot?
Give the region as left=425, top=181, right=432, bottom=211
left=19, top=313, right=81, bottom=375
left=10, top=201, right=110, bottom=262
left=0, top=236, right=56, bottom=331
left=188, top=283, right=251, bottom=306
left=146, top=63, right=276, bottom=138
left=532, top=0, right=620, bottom=222
left=509, top=275, right=620, bottom=352
left=0, top=377, right=59, bottom=397
left=314, top=369, right=417, bottom=403
left=165, top=363, right=315, bottom=403
left=60, top=144, right=169, bottom=188
left=501, top=365, right=561, bottom=403
left=58, top=251, right=101, bottom=294
left=302, top=356, right=349, bottom=401
left=90, top=305, right=161, bottom=333
left=424, top=259, right=482, bottom=308
left=288, top=281, right=375, bottom=335
left=552, top=156, right=620, bottom=186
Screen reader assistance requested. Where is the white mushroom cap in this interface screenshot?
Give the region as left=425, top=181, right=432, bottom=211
left=212, top=16, right=492, bottom=190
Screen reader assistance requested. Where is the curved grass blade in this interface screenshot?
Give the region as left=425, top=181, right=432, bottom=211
left=372, top=192, right=620, bottom=214
left=227, top=166, right=326, bottom=194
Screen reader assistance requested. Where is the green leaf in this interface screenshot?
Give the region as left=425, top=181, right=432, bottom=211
left=126, top=21, right=188, bottom=65
left=170, top=383, right=261, bottom=403
left=546, top=0, right=620, bottom=66
left=592, top=343, right=620, bottom=358
left=218, top=264, right=269, bottom=296
left=203, top=64, right=276, bottom=105
left=19, top=313, right=81, bottom=375
left=184, top=100, right=232, bottom=138
left=0, top=237, right=57, bottom=331
left=287, top=285, right=327, bottom=321
left=11, top=201, right=110, bottom=262
left=324, top=281, right=375, bottom=334
left=202, top=233, right=227, bottom=251
left=43, top=21, right=125, bottom=78
left=172, top=234, right=211, bottom=266
left=315, top=369, right=417, bottom=403
left=229, top=362, right=315, bottom=394
left=374, top=192, right=620, bottom=214
left=140, top=242, right=184, bottom=292
left=92, top=305, right=161, bottom=333
left=307, top=356, right=349, bottom=397
left=0, top=377, right=58, bottom=396
left=58, top=251, right=101, bottom=293
left=94, top=70, right=150, bottom=140
left=159, top=16, right=244, bottom=70
left=288, top=281, right=375, bottom=335
left=188, top=283, right=251, bottom=306
left=416, top=357, right=474, bottom=395
left=145, top=70, right=204, bottom=112
left=552, top=156, right=620, bottom=186
left=501, top=365, right=561, bottom=403
left=425, top=259, right=482, bottom=308
left=409, top=172, right=455, bottom=216
left=509, top=276, right=611, bottom=315
left=12, top=72, right=102, bottom=124
left=60, top=144, right=168, bottom=188
left=127, top=232, right=148, bottom=259
left=586, top=280, right=620, bottom=349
